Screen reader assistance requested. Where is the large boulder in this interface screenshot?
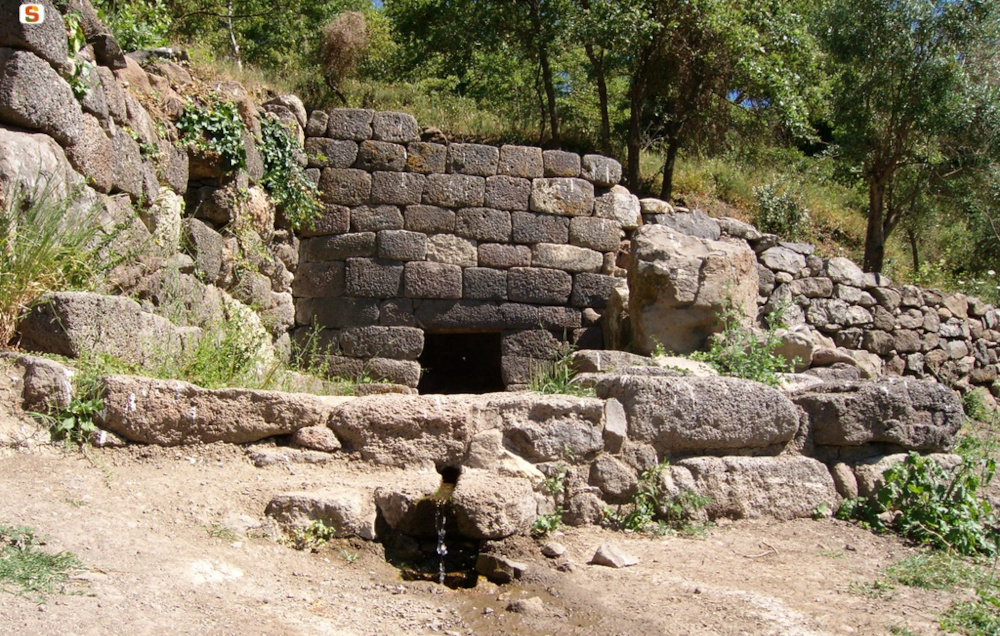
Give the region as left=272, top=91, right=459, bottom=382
left=792, top=378, right=964, bottom=451
left=450, top=470, right=536, bottom=539
left=596, top=374, right=800, bottom=455
left=17, top=292, right=194, bottom=367
left=628, top=225, right=758, bottom=355
left=328, top=394, right=492, bottom=468
left=484, top=393, right=606, bottom=463
left=665, top=456, right=838, bottom=520
left=0, top=0, right=68, bottom=70
left=0, top=125, right=81, bottom=200
left=264, top=487, right=376, bottom=540
left=0, top=48, right=84, bottom=146
left=97, top=375, right=351, bottom=445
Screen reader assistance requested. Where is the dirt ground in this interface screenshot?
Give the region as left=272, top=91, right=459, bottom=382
left=0, top=439, right=971, bottom=636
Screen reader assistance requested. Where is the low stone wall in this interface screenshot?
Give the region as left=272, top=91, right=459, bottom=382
left=634, top=208, right=1000, bottom=396
left=292, top=109, right=640, bottom=388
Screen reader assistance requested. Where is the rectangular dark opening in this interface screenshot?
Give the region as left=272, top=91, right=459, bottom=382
left=418, top=332, right=504, bottom=394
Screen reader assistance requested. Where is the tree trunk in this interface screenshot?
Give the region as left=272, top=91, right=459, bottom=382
left=659, top=136, right=681, bottom=201
left=907, top=226, right=920, bottom=273
left=528, top=0, right=559, bottom=146
left=227, top=0, right=241, bottom=69
left=626, top=73, right=644, bottom=191
left=863, top=178, right=888, bottom=273
left=585, top=44, right=611, bottom=155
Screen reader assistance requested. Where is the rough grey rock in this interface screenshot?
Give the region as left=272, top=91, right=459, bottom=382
left=759, top=246, right=806, bottom=274
left=484, top=175, right=531, bottom=211
left=265, top=488, right=375, bottom=540
left=292, top=425, right=342, bottom=452
left=17, top=292, right=193, bottom=367
left=668, top=456, right=838, bottom=520
left=597, top=374, right=800, bottom=454
left=0, top=0, right=68, bottom=70
left=451, top=470, right=536, bottom=539
left=326, top=108, right=373, bottom=140
left=65, top=114, right=112, bottom=193
left=476, top=553, right=528, bottom=584
left=328, top=394, right=490, bottom=468
left=498, top=145, right=543, bottom=178
left=530, top=244, right=602, bottom=273
left=593, top=185, right=641, bottom=229
left=486, top=393, right=606, bottom=463
left=581, top=155, right=622, bottom=187
left=530, top=178, right=595, bottom=216
left=98, top=375, right=349, bottom=445
left=543, top=150, right=581, bottom=177
left=628, top=225, right=758, bottom=355
left=589, top=454, right=637, bottom=503
left=371, top=111, right=419, bottom=143
left=792, top=378, right=964, bottom=450
left=590, top=544, right=638, bottom=568
left=647, top=210, right=721, bottom=241
left=717, top=217, right=762, bottom=241
left=406, top=141, right=447, bottom=174
left=0, top=353, right=75, bottom=411
left=512, top=212, right=570, bottom=244
left=183, top=218, right=224, bottom=283
left=0, top=48, right=83, bottom=146
left=423, top=173, right=485, bottom=208
left=448, top=143, right=499, bottom=176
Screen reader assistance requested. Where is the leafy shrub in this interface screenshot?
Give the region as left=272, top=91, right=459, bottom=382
left=0, top=182, right=110, bottom=345
left=0, top=524, right=81, bottom=598
left=321, top=11, right=370, bottom=95
left=40, top=395, right=103, bottom=445
left=689, top=299, right=795, bottom=386
left=605, top=461, right=710, bottom=534
left=176, top=101, right=247, bottom=172
left=837, top=453, right=999, bottom=556
left=258, top=114, right=321, bottom=231
left=753, top=180, right=809, bottom=238
left=93, top=0, right=172, bottom=52
left=288, top=520, right=338, bottom=550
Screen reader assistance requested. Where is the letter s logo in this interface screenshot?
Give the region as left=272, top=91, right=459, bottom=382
left=19, top=4, right=45, bottom=24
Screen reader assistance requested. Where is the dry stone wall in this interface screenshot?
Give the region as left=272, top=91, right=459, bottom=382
left=634, top=207, right=1000, bottom=397
left=293, top=109, right=639, bottom=389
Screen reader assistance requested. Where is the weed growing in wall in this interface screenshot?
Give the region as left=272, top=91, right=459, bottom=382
left=176, top=101, right=247, bottom=172
left=528, top=349, right=594, bottom=397
left=688, top=299, right=795, bottom=386
left=258, top=114, right=321, bottom=231
left=0, top=182, right=111, bottom=346
left=605, top=460, right=710, bottom=535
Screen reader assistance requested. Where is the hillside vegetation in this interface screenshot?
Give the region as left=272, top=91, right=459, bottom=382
left=93, top=0, right=1000, bottom=303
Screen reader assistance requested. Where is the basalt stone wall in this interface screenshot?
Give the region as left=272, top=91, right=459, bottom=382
left=682, top=213, right=1000, bottom=393
left=292, top=108, right=640, bottom=389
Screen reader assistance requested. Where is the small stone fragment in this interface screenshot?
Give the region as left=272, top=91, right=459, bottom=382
left=541, top=542, right=566, bottom=558
left=590, top=544, right=638, bottom=568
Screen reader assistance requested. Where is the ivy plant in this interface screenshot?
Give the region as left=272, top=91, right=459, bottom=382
left=176, top=101, right=247, bottom=172
left=258, top=114, right=321, bottom=231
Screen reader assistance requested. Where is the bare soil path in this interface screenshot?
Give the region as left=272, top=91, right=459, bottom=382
left=0, top=443, right=965, bottom=635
